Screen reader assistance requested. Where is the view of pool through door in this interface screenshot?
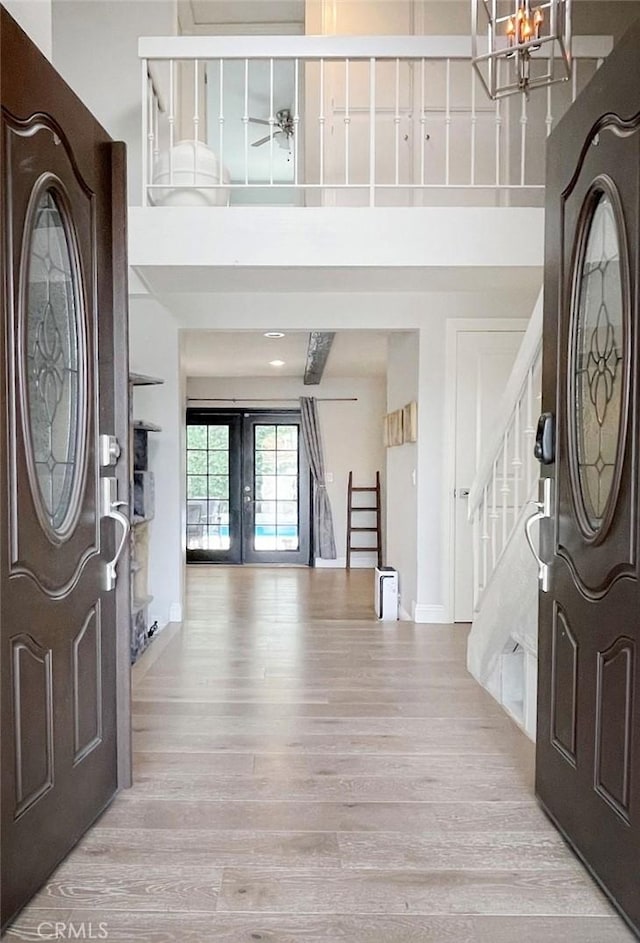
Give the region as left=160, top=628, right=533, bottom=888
left=186, top=410, right=311, bottom=565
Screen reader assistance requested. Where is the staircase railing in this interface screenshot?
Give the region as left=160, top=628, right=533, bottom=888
left=139, top=35, right=611, bottom=207
left=468, top=289, right=543, bottom=611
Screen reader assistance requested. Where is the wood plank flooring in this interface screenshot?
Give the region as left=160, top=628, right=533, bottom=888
left=7, top=567, right=636, bottom=942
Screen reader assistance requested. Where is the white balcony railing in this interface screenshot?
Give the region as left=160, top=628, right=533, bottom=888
left=140, top=35, right=612, bottom=207
left=468, top=290, right=543, bottom=611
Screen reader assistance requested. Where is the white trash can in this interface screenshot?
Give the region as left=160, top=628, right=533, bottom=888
left=375, top=566, right=398, bottom=621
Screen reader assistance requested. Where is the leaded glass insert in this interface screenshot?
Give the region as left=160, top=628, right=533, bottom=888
left=574, top=192, right=625, bottom=531
left=25, top=188, right=83, bottom=537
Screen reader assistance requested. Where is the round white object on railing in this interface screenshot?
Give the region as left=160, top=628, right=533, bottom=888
left=152, top=140, right=230, bottom=206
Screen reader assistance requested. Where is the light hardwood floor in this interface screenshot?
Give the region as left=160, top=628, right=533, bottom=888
left=8, top=568, right=636, bottom=941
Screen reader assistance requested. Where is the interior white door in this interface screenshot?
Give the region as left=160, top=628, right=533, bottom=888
left=454, top=330, right=525, bottom=622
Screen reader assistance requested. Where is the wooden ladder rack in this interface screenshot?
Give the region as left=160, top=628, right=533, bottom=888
left=346, top=470, right=382, bottom=569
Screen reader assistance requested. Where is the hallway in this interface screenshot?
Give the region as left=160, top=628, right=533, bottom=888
left=10, top=569, right=635, bottom=942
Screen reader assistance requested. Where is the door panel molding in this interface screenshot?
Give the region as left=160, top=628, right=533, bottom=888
left=594, top=636, right=634, bottom=823
left=555, top=130, right=638, bottom=600
left=566, top=175, right=632, bottom=547
left=18, top=172, right=90, bottom=545
left=550, top=604, right=578, bottom=766
left=11, top=634, right=54, bottom=819
left=561, top=113, right=640, bottom=205
left=72, top=603, right=103, bottom=765
left=4, top=115, right=101, bottom=598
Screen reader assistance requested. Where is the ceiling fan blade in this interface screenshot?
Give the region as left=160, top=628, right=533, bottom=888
left=248, top=117, right=271, bottom=126
left=251, top=134, right=273, bottom=148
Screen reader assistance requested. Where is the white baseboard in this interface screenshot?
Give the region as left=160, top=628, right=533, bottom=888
left=398, top=604, right=412, bottom=622
left=314, top=556, right=346, bottom=568
left=169, top=602, right=183, bottom=623
left=412, top=602, right=451, bottom=624
left=314, top=555, right=377, bottom=569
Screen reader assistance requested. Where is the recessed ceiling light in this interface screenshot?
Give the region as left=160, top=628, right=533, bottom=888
left=269, top=360, right=285, bottom=367
left=264, top=331, right=285, bottom=338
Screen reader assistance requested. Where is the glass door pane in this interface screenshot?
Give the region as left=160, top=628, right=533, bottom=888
left=243, top=412, right=310, bottom=565
left=254, top=424, right=300, bottom=551
left=186, top=413, right=241, bottom=563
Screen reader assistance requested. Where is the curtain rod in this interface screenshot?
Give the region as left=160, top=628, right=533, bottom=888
left=187, top=397, right=358, bottom=403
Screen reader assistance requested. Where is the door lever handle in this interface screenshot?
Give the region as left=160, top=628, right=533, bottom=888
left=524, top=478, right=552, bottom=592
left=101, top=477, right=130, bottom=592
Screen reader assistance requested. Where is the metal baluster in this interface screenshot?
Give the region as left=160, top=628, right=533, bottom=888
left=494, top=61, right=502, bottom=187
left=193, top=59, right=201, bottom=185
left=473, top=507, right=480, bottom=608
left=545, top=81, right=553, bottom=138
left=394, top=57, right=401, bottom=186
left=482, top=484, right=490, bottom=591
left=571, top=59, right=578, bottom=102
left=269, top=57, right=275, bottom=187
left=243, top=58, right=249, bottom=185
left=319, top=58, right=325, bottom=188
left=168, top=59, right=175, bottom=187
left=141, top=59, right=149, bottom=206
left=344, top=58, right=351, bottom=186
left=501, top=430, right=509, bottom=551
left=147, top=75, right=154, bottom=187
left=293, top=58, right=300, bottom=188
left=470, top=65, right=477, bottom=186
left=445, top=58, right=451, bottom=186
left=217, top=59, right=224, bottom=183
left=152, top=87, right=160, bottom=167
left=524, top=362, right=535, bottom=495
left=490, top=460, right=498, bottom=570
left=420, top=57, right=426, bottom=187
left=369, top=57, right=376, bottom=207
left=519, top=86, right=527, bottom=186
left=513, top=398, right=522, bottom=524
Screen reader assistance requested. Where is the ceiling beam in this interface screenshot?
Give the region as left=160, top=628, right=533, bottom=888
left=304, top=331, right=335, bottom=386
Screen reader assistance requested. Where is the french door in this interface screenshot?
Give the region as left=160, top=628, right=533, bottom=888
left=535, top=21, right=640, bottom=934
left=186, top=410, right=311, bottom=565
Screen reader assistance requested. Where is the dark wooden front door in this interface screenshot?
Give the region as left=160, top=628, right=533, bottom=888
left=1, top=8, right=129, bottom=929
left=536, top=21, right=640, bottom=934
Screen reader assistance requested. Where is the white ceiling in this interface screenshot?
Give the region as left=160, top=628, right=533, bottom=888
left=181, top=329, right=391, bottom=377
left=188, top=0, right=305, bottom=28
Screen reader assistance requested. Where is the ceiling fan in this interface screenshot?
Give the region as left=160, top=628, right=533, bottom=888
left=249, top=108, right=294, bottom=149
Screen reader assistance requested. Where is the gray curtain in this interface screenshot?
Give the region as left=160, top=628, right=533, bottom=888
left=299, top=396, right=337, bottom=559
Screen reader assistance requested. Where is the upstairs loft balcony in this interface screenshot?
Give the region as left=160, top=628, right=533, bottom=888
left=139, top=33, right=612, bottom=209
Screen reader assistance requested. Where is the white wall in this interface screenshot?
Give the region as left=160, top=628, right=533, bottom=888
left=187, top=374, right=386, bottom=566
left=129, top=297, right=183, bottom=628
left=4, top=0, right=52, bottom=58
left=52, top=0, right=177, bottom=202
left=386, top=331, right=419, bottom=617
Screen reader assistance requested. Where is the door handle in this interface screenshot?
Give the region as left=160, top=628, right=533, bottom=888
left=524, top=478, right=552, bottom=592
left=101, top=477, right=130, bottom=592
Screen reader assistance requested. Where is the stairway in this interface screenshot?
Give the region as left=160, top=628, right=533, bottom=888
left=346, top=471, right=382, bottom=569
left=466, top=289, right=543, bottom=741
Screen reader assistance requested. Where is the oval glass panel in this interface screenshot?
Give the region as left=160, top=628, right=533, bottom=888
left=573, top=191, right=625, bottom=532
left=24, top=187, right=84, bottom=539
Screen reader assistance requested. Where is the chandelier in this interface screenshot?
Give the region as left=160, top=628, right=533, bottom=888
left=471, top=0, right=572, bottom=99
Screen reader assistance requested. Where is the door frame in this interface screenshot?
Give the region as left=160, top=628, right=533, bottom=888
left=111, top=142, right=132, bottom=789
left=443, top=317, right=531, bottom=623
